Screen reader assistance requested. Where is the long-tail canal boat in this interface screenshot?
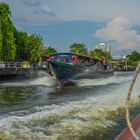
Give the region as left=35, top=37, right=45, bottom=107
left=47, top=52, right=114, bottom=86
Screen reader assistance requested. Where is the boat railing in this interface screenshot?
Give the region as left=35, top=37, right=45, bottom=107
left=0, top=62, right=48, bottom=69
left=4, top=62, right=23, bottom=68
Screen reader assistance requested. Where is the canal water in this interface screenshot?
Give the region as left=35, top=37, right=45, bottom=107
left=0, top=71, right=140, bottom=140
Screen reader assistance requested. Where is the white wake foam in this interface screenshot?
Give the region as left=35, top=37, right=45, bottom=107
left=0, top=73, right=57, bottom=87
left=74, top=73, right=132, bottom=87
left=0, top=72, right=140, bottom=140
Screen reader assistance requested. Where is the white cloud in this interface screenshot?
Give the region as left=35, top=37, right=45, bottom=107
left=40, top=5, right=56, bottom=16
left=95, top=17, right=140, bottom=51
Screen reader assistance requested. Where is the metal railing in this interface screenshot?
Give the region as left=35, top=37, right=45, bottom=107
left=0, top=62, right=47, bottom=69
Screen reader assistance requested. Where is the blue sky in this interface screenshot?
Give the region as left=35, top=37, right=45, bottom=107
left=1, top=0, right=140, bottom=55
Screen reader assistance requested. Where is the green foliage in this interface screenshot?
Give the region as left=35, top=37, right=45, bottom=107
left=14, top=31, right=43, bottom=62
left=42, top=47, right=57, bottom=56
left=69, top=43, right=88, bottom=55
left=89, top=49, right=103, bottom=59
left=28, top=34, right=43, bottom=62
left=14, top=30, right=29, bottom=60
left=1, top=18, right=16, bottom=61
left=0, top=23, right=2, bottom=60
left=0, top=2, right=11, bottom=17
left=103, top=51, right=112, bottom=60
left=127, top=51, right=140, bottom=66
left=127, top=51, right=140, bottom=61
left=0, top=2, right=16, bottom=61
left=22, top=60, right=30, bottom=65
left=0, top=3, right=44, bottom=62
left=89, top=49, right=112, bottom=60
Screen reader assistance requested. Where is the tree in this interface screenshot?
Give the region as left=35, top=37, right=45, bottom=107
left=127, top=51, right=140, bottom=61
left=0, top=2, right=45, bottom=62
left=89, top=49, right=112, bottom=60
left=102, top=51, right=112, bottom=60
left=89, top=49, right=103, bottom=59
left=0, top=2, right=11, bottom=17
left=69, top=43, right=88, bottom=55
left=0, top=2, right=16, bottom=61
left=0, top=21, right=2, bottom=60
left=126, top=51, right=140, bottom=66
left=42, top=47, right=57, bottom=56
left=14, top=30, right=29, bottom=60
left=28, top=34, right=43, bottom=62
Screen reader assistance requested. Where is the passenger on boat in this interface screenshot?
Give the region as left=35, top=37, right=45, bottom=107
left=65, top=58, right=72, bottom=64
left=56, top=58, right=60, bottom=62
left=101, top=58, right=107, bottom=70
left=83, top=60, right=90, bottom=66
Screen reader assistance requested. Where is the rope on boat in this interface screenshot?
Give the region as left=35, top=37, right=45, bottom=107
left=126, top=61, right=140, bottom=140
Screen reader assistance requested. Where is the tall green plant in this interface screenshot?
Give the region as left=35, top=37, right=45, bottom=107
left=128, top=51, right=140, bottom=61
left=0, top=2, right=16, bottom=61
left=0, top=20, right=2, bottom=61
left=14, top=30, right=29, bottom=60
left=28, top=34, right=43, bottom=62
left=127, top=51, right=140, bottom=66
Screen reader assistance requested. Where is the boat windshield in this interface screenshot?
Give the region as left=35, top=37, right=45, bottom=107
left=50, top=53, right=77, bottom=64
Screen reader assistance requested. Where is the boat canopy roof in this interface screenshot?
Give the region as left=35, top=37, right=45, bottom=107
left=50, top=52, right=100, bottom=61
left=50, top=52, right=75, bottom=57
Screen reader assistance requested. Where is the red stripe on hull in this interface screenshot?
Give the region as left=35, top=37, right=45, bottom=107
left=115, top=113, right=140, bottom=140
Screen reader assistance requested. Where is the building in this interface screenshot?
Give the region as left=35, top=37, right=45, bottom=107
left=96, top=43, right=111, bottom=53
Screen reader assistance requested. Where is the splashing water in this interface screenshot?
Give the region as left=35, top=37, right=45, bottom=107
left=1, top=72, right=57, bottom=87
left=0, top=72, right=139, bottom=140
left=30, top=75, right=57, bottom=86
left=73, top=71, right=132, bottom=86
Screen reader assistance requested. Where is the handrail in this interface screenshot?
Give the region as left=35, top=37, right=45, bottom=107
left=0, top=62, right=47, bottom=69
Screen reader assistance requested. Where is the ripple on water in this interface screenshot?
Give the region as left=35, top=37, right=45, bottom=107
left=0, top=72, right=140, bottom=140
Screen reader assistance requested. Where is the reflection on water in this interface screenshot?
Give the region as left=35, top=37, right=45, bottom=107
left=0, top=86, right=37, bottom=105
left=0, top=71, right=139, bottom=140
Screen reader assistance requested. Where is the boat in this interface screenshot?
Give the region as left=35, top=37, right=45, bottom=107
left=47, top=52, right=114, bottom=86
left=115, top=113, right=140, bottom=140
left=115, top=62, right=140, bottom=140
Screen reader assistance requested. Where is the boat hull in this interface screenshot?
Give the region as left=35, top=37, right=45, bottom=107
left=48, top=61, right=114, bottom=82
